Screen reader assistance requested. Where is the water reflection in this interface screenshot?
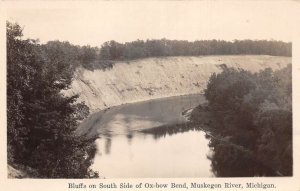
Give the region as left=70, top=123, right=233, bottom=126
left=81, top=94, right=213, bottom=178
left=142, top=122, right=203, bottom=140
left=104, top=137, right=111, bottom=155
left=77, top=94, right=205, bottom=137
left=139, top=122, right=278, bottom=177
left=81, top=94, right=276, bottom=178
left=208, top=138, right=277, bottom=177
left=92, top=130, right=212, bottom=178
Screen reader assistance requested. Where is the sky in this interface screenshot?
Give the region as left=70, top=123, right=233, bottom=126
left=5, top=1, right=299, bottom=47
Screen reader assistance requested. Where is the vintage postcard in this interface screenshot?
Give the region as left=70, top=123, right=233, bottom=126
left=0, top=0, right=300, bottom=191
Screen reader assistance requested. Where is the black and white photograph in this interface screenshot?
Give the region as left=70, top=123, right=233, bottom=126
left=1, top=0, right=300, bottom=190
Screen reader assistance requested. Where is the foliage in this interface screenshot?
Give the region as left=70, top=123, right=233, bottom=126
left=10, top=37, right=291, bottom=73
left=209, top=143, right=274, bottom=177
left=99, top=39, right=291, bottom=61
left=7, top=22, right=98, bottom=178
left=203, top=64, right=292, bottom=176
left=41, top=41, right=99, bottom=71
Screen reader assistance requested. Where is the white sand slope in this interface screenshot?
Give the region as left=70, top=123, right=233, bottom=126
left=63, top=55, right=291, bottom=112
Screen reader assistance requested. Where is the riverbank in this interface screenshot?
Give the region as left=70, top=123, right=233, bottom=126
left=63, top=55, right=291, bottom=113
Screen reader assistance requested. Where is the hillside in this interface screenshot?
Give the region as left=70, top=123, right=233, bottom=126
left=63, top=55, right=291, bottom=112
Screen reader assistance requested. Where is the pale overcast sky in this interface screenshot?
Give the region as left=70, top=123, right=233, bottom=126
left=5, top=1, right=299, bottom=47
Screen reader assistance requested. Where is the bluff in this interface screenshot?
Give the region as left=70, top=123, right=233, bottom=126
left=64, top=55, right=291, bottom=112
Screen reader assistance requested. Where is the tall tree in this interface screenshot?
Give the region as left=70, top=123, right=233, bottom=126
left=7, top=22, right=98, bottom=178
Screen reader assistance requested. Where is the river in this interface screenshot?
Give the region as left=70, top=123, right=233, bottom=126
left=78, top=94, right=213, bottom=178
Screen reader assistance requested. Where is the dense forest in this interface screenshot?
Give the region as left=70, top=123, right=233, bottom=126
left=192, top=64, right=292, bottom=176
left=7, top=22, right=98, bottom=178
left=8, top=37, right=292, bottom=72
left=29, top=39, right=291, bottom=71
left=99, top=39, right=291, bottom=61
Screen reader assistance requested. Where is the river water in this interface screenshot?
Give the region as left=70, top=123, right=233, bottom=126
left=78, top=94, right=213, bottom=178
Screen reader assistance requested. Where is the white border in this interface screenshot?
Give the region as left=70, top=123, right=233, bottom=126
left=0, top=1, right=299, bottom=191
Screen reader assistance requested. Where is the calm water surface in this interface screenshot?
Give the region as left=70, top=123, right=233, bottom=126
left=79, top=94, right=213, bottom=178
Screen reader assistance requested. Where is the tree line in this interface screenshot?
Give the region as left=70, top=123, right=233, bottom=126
left=32, top=39, right=291, bottom=71
left=199, top=64, right=292, bottom=176
left=16, top=38, right=291, bottom=71
left=7, top=22, right=98, bottom=178
left=99, top=39, right=291, bottom=61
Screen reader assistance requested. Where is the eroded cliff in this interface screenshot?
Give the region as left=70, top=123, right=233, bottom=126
left=64, top=55, right=291, bottom=112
